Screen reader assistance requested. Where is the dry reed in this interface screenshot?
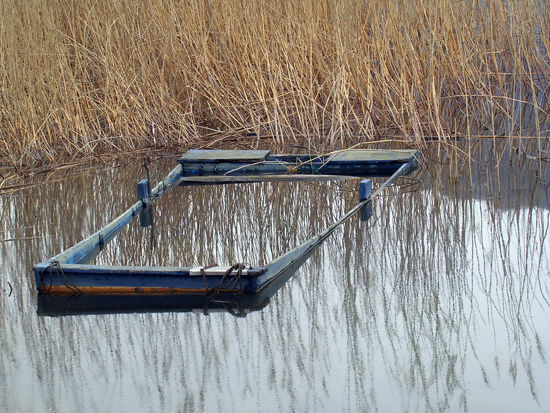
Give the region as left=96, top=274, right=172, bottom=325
left=1, top=0, right=549, bottom=169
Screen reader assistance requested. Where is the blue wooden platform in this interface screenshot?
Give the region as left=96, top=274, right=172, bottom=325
left=34, top=149, right=418, bottom=300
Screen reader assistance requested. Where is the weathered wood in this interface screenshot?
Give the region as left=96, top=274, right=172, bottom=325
left=178, top=149, right=418, bottom=177
left=34, top=149, right=418, bottom=296
left=35, top=263, right=266, bottom=294
left=329, top=149, right=416, bottom=163
left=179, top=149, right=270, bottom=163
left=177, top=174, right=356, bottom=185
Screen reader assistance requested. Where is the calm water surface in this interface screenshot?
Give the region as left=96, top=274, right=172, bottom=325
left=1, top=144, right=549, bottom=412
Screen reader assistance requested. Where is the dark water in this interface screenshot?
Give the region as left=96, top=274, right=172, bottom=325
left=1, top=144, right=549, bottom=412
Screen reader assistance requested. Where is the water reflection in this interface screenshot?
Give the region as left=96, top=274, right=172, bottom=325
left=1, top=147, right=549, bottom=412
left=37, top=292, right=270, bottom=317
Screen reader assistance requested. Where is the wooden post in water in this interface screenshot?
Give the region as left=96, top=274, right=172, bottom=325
left=359, top=179, right=372, bottom=221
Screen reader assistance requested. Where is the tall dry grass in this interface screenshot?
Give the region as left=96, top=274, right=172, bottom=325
left=0, top=0, right=549, bottom=168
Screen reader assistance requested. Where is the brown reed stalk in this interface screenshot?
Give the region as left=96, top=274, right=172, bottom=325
left=0, top=0, right=548, bottom=168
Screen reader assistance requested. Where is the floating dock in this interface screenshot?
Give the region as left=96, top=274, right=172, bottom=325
left=34, top=149, right=418, bottom=305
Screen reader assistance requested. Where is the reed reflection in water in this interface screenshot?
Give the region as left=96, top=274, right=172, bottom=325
left=0, top=149, right=549, bottom=412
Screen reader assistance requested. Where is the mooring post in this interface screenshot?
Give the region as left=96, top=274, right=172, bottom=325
left=137, top=180, right=153, bottom=228
left=138, top=158, right=152, bottom=207
left=137, top=179, right=151, bottom=202
left=137, top=160, right=153, bottom=228
left=359, top=179, right=372, bottom=201
left=359, top=179, right=372, bottom=222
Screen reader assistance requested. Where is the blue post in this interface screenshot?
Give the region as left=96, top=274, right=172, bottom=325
left=137, top=179, right=151, bottom=201
left=359, top=179, right=372, bottom=222
left=359, top=179, right=372, bottom=201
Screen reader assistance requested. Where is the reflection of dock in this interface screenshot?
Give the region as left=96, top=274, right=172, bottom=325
left=34, top=149, right=418, bottom=309
left=37, top=292, right=271, bottom=317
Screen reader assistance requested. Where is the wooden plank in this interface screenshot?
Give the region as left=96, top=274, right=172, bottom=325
left=328, top=149, right=417, bottom=163
left=177, top=150, right=418, bottom=177
left=189, top=266, right=254, bottom=276
left=177, top=174, right=356, bottom=185
left=179, top=149, right=270, bottom=163
left=35, top=263, right=266, bottom=293
left=34, top=263, right=265, bottom=277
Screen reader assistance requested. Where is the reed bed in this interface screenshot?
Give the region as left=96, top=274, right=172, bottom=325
left=1, top=0, right=549, bottom=169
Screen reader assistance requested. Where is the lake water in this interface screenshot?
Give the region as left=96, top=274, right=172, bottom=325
left=1, top=143, right=549, bottom=412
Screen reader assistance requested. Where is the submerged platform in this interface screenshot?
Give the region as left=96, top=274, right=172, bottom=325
left=34, top=148, right=418, bottom=306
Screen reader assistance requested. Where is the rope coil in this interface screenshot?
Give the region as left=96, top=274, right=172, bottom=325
left=39, top=260, right=82, bottom=294
left=211, top=263, right=251, bottom=294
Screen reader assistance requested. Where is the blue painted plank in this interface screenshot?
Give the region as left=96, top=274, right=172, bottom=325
left=179, top=150, right=270, bottom=163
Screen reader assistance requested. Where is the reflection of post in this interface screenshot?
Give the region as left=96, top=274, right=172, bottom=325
left=139, top=207, right=153, bottom=228
left=138, top=204, right=156, bottom=250
left=137, top=163, right=154, bottom=229
left=149, top=218, right=156, bottom=251
left=360, top=201, right=372, bottom=222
